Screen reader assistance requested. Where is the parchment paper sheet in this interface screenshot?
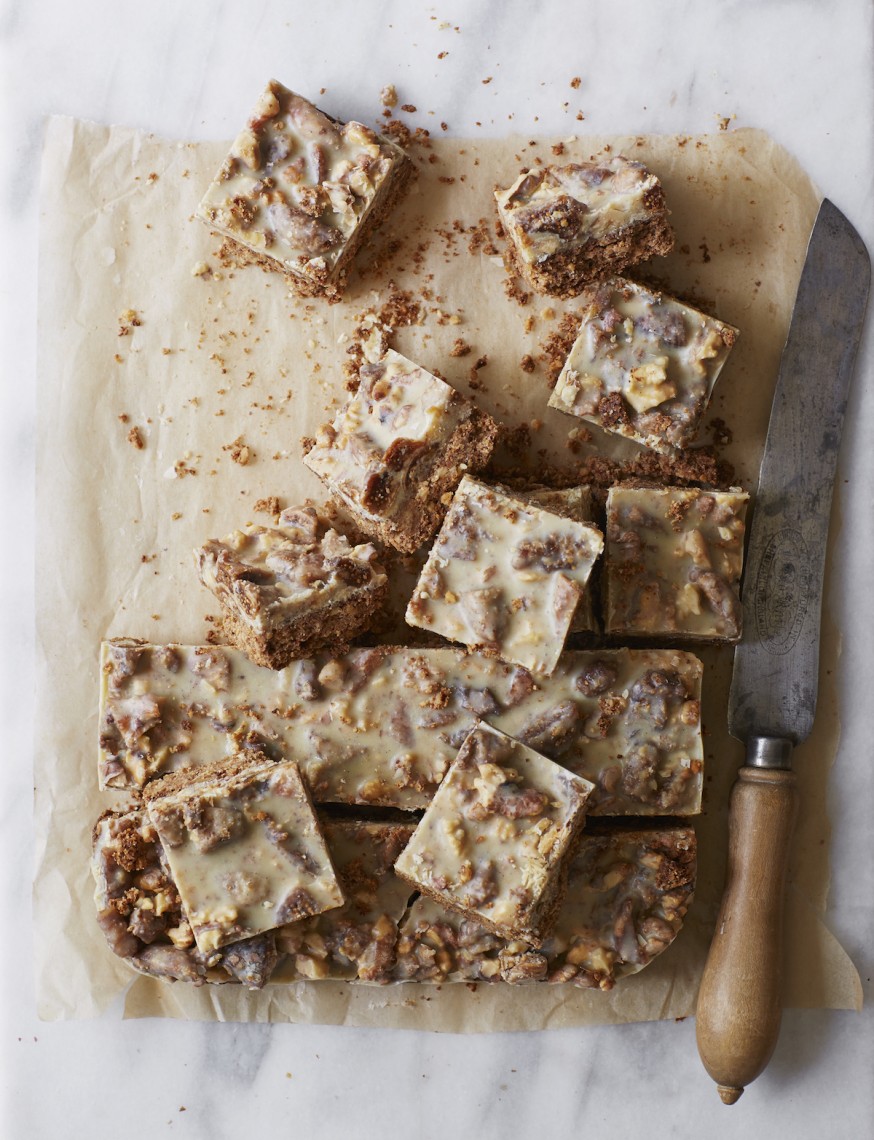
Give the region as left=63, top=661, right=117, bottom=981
left=34, top=116, right=861, bottom=1025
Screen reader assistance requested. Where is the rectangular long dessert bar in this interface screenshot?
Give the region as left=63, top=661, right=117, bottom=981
left=196, top=80, right=411, bottom=299
left=494, top=157, right=674, bottom=298
left=548, top=278, right=739, bottom=454
left=405, top=476, right=603, bottom=674
left=93, top=809, right=695, bottom=990
left=395, top=724, right=593, bottom=946
left=99, top=641, right=703, bottom=815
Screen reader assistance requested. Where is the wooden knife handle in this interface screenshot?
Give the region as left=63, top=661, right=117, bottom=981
left=695, top=764, right=798, bottom=1104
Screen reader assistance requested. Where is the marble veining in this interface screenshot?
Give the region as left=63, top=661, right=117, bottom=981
left=3, top=1, right=874, bottom=1137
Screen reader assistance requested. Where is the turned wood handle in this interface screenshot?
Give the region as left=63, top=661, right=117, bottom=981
left=695, top=763, right=798, bottom=1104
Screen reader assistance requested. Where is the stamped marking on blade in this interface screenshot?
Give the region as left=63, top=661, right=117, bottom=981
left=753, top=529, right=811, bottom=655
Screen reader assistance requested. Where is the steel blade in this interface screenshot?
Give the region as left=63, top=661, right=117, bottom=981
left=728, top=199, right=870, bottom=745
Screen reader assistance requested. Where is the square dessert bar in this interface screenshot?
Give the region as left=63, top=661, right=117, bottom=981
left=303, top=350, right=499, bottom=553
left=144, top=752, right=343, bottom=955
left=605, top=485, right=749, bottom=640
left=517, top=484, right=599, bottom=633
left=406, top=475, right=603, bottom=674
left=549, top=277, right=739, bottom=454
left=394, top=723, right=594, bottom=947
left=195, top=504, right=387, bottom=669
left=494, top=156, right=674, bottom=298
left=196, top=80, right=411, bottom=299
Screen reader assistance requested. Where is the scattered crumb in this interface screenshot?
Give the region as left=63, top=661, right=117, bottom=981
left=380, top=84, right=398, bottom=109
left=400, top=103, right=417, bottom=114
left=118, top=309, right=141, bottom=336
left=191, top=261, right=211, bottom=278
left=224, top=436, right=253, bottom=466
left=538, top=310, right=583, bottom=386
left=468, top=354, right=488, bottom=389
left=520, top=355, right=536, bottom=374
left=709, top=417, right=733, bottom=446
left=450, top=338, right=472, bottom=358
left=382, top=119, right=412, bottom=147
left=254, top=496, right=282, bottom=516
left=467, top=219, right=499, bottom=257
left=570, top=77, right=582, bottom=90
left=503, top=272, right=531, bottom=307
left=127, top=427, right=144, bottom=450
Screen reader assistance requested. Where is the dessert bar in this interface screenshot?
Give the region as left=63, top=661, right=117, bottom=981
left=494, top=157, right=673, bottom=298
left=406, top=475, right=603, bottom=673
left=196, top=80, right=411, bottom=299
left=273, top=819, right=415, bottom=983
left=91, top=807, right=280, bottom=989
left=93, top=809, right=695, bottom=991
left=303, top=349, right=498, bottom=552
left=517, top=484, right=599, bottom=632
left=604, top=485, right=749, bottom=640
left=99, top=641, right=704, bottom=815
left=394, top=723, right=594, bottom=945
left=394, top=826, right=696, bottom=987
left=144, top=752, right=343, bottom=954
left=195, top=504, right=387, bottom=669
left=549, top=277, right=739, bottom=453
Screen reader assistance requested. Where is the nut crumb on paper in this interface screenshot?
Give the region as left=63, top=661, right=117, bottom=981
left=118, top=309, right=141, bottom=336
left=225, top=436, right=253, bottom=466
left=254, top=496, right=282, bottom=517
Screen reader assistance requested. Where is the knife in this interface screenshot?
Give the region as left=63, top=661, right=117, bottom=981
left=695, top=198, right=870, bottom=1104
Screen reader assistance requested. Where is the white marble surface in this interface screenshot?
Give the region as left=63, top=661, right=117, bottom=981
left=2, top=1, right=873, bottom=1136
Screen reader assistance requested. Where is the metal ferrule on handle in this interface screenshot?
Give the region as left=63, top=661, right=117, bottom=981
left=746, top=736, right=793, bottom=770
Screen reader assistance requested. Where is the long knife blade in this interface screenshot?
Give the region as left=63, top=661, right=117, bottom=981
left=729, top=198, right=870, bottom=744
left=697, top=199, right=870, bottom=1105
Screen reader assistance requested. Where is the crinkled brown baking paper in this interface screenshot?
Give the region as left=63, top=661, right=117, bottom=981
left=34, top=116, right=861, bottom=1025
